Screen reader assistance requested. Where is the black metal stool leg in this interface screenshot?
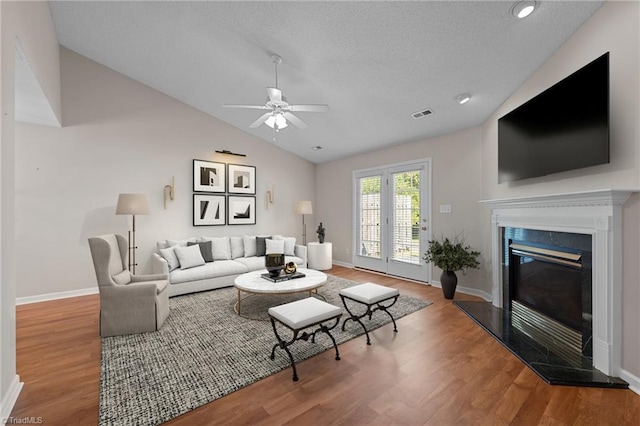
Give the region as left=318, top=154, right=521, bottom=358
left=319, top=318, right=341, bottom=360
left=376, top=295, right=399, bottom=332
left=340, top=295, right=372, bottom=345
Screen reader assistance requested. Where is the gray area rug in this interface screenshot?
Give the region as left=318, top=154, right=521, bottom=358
left=100, top=275, right=431, bottom=426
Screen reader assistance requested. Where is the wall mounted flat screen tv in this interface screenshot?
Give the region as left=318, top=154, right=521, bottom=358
left=498, top=52, right=609, bottom=184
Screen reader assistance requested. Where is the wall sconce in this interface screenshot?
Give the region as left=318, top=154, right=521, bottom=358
left=266, top=184, right=275, bottom=209
left=163, top=176, right=175, bottom=209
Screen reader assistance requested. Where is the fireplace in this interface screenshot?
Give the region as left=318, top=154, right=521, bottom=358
left=479, top=189, right=633, bottom=378
left=503, top=228, right=592, bottom=365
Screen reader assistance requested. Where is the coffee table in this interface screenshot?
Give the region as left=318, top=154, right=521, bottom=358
left=234, top=268, right=327, bottom=320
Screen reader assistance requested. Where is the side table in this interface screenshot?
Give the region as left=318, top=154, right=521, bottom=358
left=308, top=242, right=332, bottom=270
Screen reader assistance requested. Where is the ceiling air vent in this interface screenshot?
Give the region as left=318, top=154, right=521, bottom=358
left=411, top=108, right=433, bottom=119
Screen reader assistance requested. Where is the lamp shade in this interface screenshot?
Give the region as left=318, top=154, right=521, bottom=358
left=116, top=193, right=150, bottom=215
left=295, top=200, right=313, bottom=215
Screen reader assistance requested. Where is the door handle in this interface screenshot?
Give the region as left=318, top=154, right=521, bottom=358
left=421, top=227, right=427, bottom=231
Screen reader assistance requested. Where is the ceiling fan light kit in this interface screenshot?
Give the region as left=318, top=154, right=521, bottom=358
left=223, top=54, right=329, bottom=132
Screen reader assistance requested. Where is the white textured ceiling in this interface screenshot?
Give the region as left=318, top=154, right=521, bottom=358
left=49, top=1, right=604, bottom=163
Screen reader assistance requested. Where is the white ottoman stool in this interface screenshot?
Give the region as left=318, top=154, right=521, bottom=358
left=339, top=282, right=400, bottom=345
left=268, top=297, right=343, bottom=381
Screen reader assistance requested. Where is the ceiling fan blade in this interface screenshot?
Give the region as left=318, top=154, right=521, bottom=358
left=283, top=112, right=308, bottom=129
left=223, top=104, right=269, bottom=110
left=267, top=87, right=282, bottom=103
left=288, top=104, right=329, bottom=112
left=249, top=113, right=272, bottom=128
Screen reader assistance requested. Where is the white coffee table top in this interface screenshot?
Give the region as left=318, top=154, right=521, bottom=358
left=234, top=268, right=327, bottom=294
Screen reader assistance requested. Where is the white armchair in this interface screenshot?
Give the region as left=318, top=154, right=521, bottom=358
left=88, top=234, right=170, bottom=337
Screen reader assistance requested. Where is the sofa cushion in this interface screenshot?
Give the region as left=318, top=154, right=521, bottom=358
left=285, top=255, right=305, bottom=267
left=159, top=245, right=181, bottom=271
left=266, top=239, right=285, bottom=254
left=163, top=237, right=198, bottom=249
left=174, top=245, right=205, bottom=270
left=169, top=260, right=249, bottom=284
left=187, top=241, right=214, bottom=263
left=201, top=237, right=231, bottom=260
left=230, top=236, right=244, bottom=259
left=273, top=236, right=296, bottom=256
left=243, top=235, right=256, bottom=257
left=256, top=236, right=271, bottom=256
left=234, top=256, right=266, bottom=271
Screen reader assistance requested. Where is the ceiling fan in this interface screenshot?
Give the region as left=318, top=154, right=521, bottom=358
left=223, top=55, right=329, bottom=132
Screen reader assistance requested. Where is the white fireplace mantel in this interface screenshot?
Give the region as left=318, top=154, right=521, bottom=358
left=479, top=189, right=636, bottom=376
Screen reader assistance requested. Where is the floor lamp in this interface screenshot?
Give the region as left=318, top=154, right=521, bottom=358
left=116, top=193, right=150, bottom=275
left=295, top=201, right=313, bottom=245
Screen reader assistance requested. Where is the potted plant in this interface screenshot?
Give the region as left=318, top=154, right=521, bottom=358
left=423, top=234, right=480, bottom=299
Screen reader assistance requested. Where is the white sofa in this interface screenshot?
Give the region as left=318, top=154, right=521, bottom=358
left=152, top=235, right=307, bottom=297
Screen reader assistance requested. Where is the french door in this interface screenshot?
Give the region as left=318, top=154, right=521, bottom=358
left=353, top=159, right=431, bottom=282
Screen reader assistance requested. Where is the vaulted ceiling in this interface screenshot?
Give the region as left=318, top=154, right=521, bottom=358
left=47, top=1, right=604, bottom=163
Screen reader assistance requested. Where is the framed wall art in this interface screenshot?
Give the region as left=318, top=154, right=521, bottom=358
left=227, top=196, right=256, bottom=225
left=193, top=159, right=225, bottom=193
left=227, top=164, right=256, bottom=194
left=193, top=194, right=226, bottom=226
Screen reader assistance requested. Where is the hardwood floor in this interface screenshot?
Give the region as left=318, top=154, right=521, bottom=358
left=11, top=266, right=640, bottom=425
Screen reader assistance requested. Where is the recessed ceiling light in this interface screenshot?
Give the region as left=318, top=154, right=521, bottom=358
left=512, top=1, right=537, bottom=19
left=456, top=93, right=471, bottom=105
left=311, top=146, right=323, bottom=151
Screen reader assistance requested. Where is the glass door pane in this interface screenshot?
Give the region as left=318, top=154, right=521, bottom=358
left=391, top=170, right=421, bottom=264
left=359, top=175, right=382, bottom=259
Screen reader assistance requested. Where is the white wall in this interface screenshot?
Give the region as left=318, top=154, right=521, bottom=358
left=316, top=126, right=484, bottom=291
left=1, top=0, right=60, bottom=418
left=14, top=47, right=316, bottom=298
left=481, top=1, right=640, bottom=380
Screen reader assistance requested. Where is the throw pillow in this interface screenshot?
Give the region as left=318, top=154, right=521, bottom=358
left=187, top=241, right=214, bottom=263
left=243, top=235, right=257, bottom=257
left=174, top=245, right=205, bottom=269
left=201, top=237, right=231, bottom=260
left=256, top=236, right=272, bottom=256
left=230, top=236, right=244, bottom=259
left=273, top=236, right=296, bottom=256
left=265, top=239, right=285, bottom=255
left=166, top=237, right=198, bottom=247
left=159, top=245, right=181, bottom=271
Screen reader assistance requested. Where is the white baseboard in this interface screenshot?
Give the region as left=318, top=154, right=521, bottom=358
left=620, top=368, right=640, bottom=395
left=430, top=280, right=492, bottom=301
left=16, top=287, right=98, bottom=305
left=0, top=375, right=23, bottom=425
left=332, top=260, right=353, bottom=268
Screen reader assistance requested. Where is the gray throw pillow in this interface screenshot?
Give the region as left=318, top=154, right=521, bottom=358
left=187, top=241, right=214, bottom=263
left=256, top=236, right=272, bottom=257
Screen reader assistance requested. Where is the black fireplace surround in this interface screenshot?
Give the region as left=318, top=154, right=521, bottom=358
left=505, top=228, right=593, bottom=359
left=454, top=227, right=627, bottom=388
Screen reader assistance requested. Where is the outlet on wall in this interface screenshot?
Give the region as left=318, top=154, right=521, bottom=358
left=439, top=204, right=452, bottom=214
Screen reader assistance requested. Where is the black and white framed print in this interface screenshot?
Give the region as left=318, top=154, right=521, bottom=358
left=227, top=164, right=256, bottom=194
left=193, top=159, right=225, bottom=193
left=227, top=196, right=256, bottom=225
left=193, top=194, right=226, bottom=226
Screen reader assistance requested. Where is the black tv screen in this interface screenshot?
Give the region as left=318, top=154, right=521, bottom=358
left=498, top=52, right=609, bottom=183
